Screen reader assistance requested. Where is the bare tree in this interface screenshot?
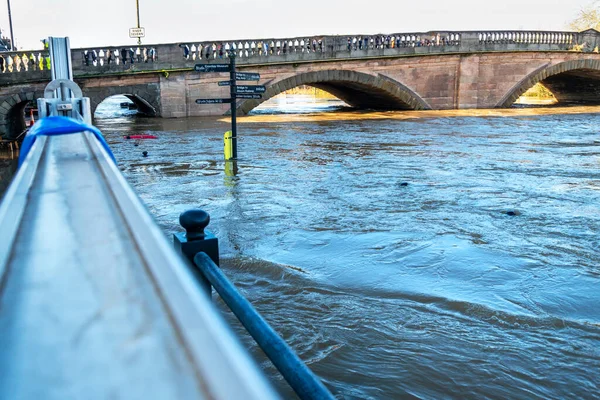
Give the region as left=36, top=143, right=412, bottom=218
left=569, top=1, right=600, bottom=31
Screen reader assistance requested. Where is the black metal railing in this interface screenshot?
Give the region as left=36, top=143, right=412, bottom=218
left=193, top=252, right=334, bottom=400
left=174, top=209, right=334, bottom=400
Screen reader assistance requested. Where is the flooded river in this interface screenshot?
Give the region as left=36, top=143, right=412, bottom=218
left=7, top=95, right=600, bottom=398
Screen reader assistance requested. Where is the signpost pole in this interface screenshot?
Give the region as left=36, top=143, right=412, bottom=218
left=194, top=57, right=261, bottom=161
left=229, top=50, right=237, bottom=159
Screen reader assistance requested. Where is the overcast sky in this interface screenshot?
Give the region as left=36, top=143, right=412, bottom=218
left=0, top=0, right=595, bottom=50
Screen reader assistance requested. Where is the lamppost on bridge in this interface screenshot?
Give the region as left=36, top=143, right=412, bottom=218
left=6, top=0, right=15, bottom=50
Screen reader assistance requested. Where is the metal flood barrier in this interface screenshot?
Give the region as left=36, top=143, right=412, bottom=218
left=0, top=36, right=334, bottom=399
left=0, top=37, right=282, bottom=399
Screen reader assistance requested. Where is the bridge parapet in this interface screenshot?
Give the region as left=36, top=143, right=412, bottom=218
left=0, top=30, right=598, bottom=85
left=477, top=31, right=575, bottom=45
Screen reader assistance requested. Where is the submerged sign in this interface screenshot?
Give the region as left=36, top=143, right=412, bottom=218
left=194, top=55, right=263, bottom=160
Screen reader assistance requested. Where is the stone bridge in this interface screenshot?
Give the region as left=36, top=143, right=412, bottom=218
left=2, top=29, right=600, bottom=138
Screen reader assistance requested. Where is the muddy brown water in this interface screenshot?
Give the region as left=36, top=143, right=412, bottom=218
left=2, top=96, right=599, bottom=399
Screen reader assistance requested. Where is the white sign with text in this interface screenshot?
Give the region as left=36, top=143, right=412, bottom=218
left=129, top=28, right=145, bottom=38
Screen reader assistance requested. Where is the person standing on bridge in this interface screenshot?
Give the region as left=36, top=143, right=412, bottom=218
left=121, top=48, right=128, bottom=64
left=0, top=55, right=4, bottom=73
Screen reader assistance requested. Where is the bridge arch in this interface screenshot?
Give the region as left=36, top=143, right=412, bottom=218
left=87, top=84, right=161, bottom=118
left=93, top=94, right=157, bottom=117
left=0, top=91, right=39, bottom=139
left=497, top=59, right=600, bottom=107
left=236, top=70, right=431, bottom=114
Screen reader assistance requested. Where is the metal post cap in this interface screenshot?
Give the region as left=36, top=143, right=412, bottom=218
left=179, top=209, right=210, bottom=241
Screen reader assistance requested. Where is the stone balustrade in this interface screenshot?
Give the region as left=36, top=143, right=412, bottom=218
left=477, top=31, right=575, bottom=45
left=0, top=30, right=599, bottom=83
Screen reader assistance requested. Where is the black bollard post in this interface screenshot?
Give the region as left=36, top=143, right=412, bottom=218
left=173, top=209, right=220, bottom=297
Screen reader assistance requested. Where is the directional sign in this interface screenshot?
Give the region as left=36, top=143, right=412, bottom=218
left=218, top=80, right=232, bottom=86
left=129, top=27, right=145, bottom=38
left=195, top=64, right=230, bottom=73
left=235, top=72, right=260, bottom=81
left=235, top=85, right=266, bottom=94
left=235, top=94, right=262, bottom=100
left=196, top=98, right=232, bottom=104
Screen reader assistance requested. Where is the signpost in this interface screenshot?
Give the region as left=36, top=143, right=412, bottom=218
left=195, top=64, right=230, bottom=73
left=235, top=72, right=261, bottom=81
left=235, top=85, right=266, bottom=94
left=235, top=94, right=263, bottom=99
left=194, top=53, right=263, bottom=160
left=195, top=98, right=232, bottom=104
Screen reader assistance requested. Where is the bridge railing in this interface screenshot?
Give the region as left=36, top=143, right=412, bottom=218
left=0, top=50, right=51, bottom=72
left=1, top=29, right=598, bottom=80
left=476, top=31, right=575, bottom=45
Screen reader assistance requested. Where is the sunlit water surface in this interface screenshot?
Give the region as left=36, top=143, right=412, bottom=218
left=94, top=96, right=600, bottom=398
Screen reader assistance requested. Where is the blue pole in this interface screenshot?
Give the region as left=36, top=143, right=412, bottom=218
left=193, top=252, right=335, bottom=400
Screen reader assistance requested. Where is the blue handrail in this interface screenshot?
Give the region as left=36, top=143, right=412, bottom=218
left=18, top=116, right=116, bottom=167
left=193, top=252, right=335, bottom=400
